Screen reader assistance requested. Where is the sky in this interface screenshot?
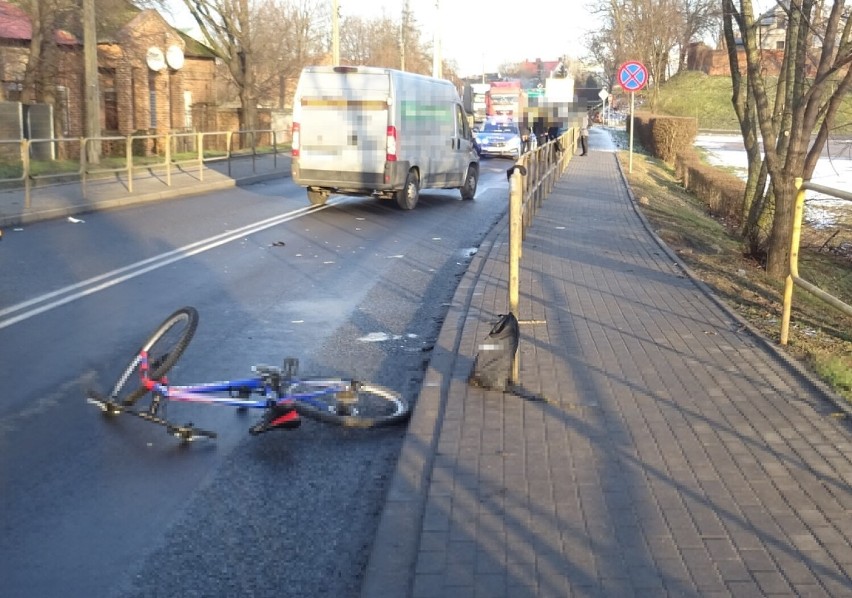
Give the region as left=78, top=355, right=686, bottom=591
left=161, top=1, right=789, bottom=78
left=346, top=0, right=601, bottom=76
left=162, top=1, right=601, bottom=78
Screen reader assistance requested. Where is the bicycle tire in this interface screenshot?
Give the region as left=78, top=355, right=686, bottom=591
left=289, top=379, right=410, bottom=428
left=110, top=307, right=199, bottom=406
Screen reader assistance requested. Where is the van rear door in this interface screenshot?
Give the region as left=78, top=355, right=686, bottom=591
left=296, top=70, right=390, bottom=181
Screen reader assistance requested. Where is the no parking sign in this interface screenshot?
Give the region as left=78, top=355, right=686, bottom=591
left=618, top=61, right=648, bottom=92
left=617, top=61, right=648, bottom=173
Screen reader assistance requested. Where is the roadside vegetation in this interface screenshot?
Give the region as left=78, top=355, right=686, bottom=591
left=644, top=70, right=852, bottom=136
left=612, top=116, right=852, bottom=404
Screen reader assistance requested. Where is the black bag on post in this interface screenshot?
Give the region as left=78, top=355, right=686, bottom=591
left=468, top=313, right=520, bottom=391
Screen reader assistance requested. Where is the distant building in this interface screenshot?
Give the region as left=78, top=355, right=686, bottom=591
left=516, top=58, right=561, bottom=88
left=0, top=0, right=217, bottom=138
left=687, top=2, right=838, bottom=77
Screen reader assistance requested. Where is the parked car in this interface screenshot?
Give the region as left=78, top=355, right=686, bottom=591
left=475, top=118, right=523, bottom=159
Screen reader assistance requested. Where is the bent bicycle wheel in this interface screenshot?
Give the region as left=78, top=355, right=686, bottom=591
left=110, top=307, right=199, bottom=406
left=289, top=379, right=410, bottom=428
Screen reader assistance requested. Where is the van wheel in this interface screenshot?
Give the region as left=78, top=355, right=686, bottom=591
left=460, top=166, right=478, bottom=200
left=395, top=170, right=419, bottom=210
left=307, top=189, right=329, bottom=206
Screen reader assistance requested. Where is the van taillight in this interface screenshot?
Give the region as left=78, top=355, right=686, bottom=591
left=386, top=126, right=397, bottom=162
left=291, top=122, right=300, bottom=157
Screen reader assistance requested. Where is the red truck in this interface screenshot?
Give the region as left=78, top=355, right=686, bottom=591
left=487, top=80, right=526, bottom=119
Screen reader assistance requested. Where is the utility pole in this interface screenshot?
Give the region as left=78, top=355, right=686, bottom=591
left=82, top=0, right=100, bottom=163
left=432, top=0, right=441, bottom=78
left=400, top=0, right=409, bottom=71
left=332, top=0, right=339, bottom=65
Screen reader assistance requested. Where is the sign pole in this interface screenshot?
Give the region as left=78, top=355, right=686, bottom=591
left=629, top=91, right=635, bottom=173
left=617, top=61, right=648, bottom=175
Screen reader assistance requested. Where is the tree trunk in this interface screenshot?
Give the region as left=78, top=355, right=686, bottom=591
left=743, top=161, right=771, bottom=257
left=21, top=1, right=46, bottom=103
left=765, top=180, right=796, bottom=277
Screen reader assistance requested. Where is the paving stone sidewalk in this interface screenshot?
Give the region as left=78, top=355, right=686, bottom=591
left=0, top=153, right=290, bottom=227
left=363, top=134, right=852, bottom=597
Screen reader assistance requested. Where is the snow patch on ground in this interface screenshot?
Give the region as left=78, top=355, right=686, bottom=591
left=694, top=134, right=852, bottom=229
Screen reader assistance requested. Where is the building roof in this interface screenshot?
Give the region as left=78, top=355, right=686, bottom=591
left=519, top=58, right=562, bottom=76
left=0, top=0, right=214, bottom=57
left=0, top=1, right=77, bottom=44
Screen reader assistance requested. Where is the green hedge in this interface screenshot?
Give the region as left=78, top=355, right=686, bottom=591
left=629, top=112, right=698, bottom=164
left=674, top=149, right=746, bottom=225
left=626, top=111, right=744, bottom=224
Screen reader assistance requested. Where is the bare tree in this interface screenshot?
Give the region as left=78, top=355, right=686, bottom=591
left=723, top=0, right=852, bottom=277
left=585, top=0, right=630, bottom=88
left=588, top=0, right=720, bottom=103
left=338, top=10, right=431, bottom=74
left=179, top=0, right=259, bottom=129
left=587, top=0, right=680, bottom=106
left=15, top=0, right=78, bottom=139
left=630, top=0, right=681, bottom=105
left=675, top=0, right=722, bottom=73
left=251, top=0, right=327, bottom=108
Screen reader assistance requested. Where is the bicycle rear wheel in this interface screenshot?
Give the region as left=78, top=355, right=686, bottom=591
left=110, top=307, right=199, bottom=406
left=289, top=379, right=410, bottom=428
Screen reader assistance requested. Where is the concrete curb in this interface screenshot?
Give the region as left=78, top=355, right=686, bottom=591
left=360, top=217, right=508, bottom=597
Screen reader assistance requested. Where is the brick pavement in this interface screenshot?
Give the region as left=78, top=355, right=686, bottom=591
left=363, top=137, right=852, bottom=597
left=0, top=153, right=290, bottom=228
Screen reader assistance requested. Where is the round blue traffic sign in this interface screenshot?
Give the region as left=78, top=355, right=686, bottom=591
left=618, top=61, right=648, bottom=92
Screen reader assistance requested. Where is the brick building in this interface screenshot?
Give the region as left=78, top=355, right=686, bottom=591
left=0, top=0, right=217, bottom=138
left=686, top=42, right=785, bottom=77
left=685, top=3, right=835, bottom=79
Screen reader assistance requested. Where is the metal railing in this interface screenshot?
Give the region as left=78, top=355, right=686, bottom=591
left=507, top=127, right=576, bottom=381
left=780, top=177, right=852, bottom=345
left=0, top=128, right=288, bottom=209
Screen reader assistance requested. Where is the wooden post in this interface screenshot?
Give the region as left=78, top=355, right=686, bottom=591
left=22, top=139, right=31, bottom=209
left=509, top=168, right=522, bottom=383
left=165, top=133, right=171, bottom=187
left=198, top=132, right=204, bottom=181
left=125, top=135, right=133, bottom=193
left=780, top=178, right=806, bottom=345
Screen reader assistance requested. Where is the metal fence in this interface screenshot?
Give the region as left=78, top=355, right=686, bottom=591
left=0, top=129, right=288, bottom=209
left=506, top=126, right=577, bottom=381
left=780, top=177, right=852, bottom=345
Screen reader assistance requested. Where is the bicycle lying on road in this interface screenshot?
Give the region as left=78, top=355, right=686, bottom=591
left=87, top=307, right=411, bottom=442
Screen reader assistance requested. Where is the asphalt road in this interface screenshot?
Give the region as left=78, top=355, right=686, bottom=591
left=0, top=160, right=512, bottom=598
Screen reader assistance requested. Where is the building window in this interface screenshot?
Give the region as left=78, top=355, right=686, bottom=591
left=57, top=86, right=70, bottom=135
left=5, top=81, right=22, bottom=101
left=184, top=91, right=192, bottom=128
left=776, top=40, right=785, bottom=50
left=149, top=75, right=157, bottom=130
left=104, top=89, right=118, bottom=131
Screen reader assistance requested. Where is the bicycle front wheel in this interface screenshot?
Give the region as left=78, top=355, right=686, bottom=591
left=290, top=379, right=410, bottom=428
left=110, top=307, right=199, bottom=406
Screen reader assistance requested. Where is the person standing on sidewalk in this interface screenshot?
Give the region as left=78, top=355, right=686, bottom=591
left=579, top=112, right=590, bottom=156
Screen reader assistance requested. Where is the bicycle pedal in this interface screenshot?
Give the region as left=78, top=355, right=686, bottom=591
left=281, top=357, right=299, bottom=377
left=252, top=364, right=280, bottom=375
left=169, top=424, right=195, bottom=442
left=87, top=395, right=122, bottom=415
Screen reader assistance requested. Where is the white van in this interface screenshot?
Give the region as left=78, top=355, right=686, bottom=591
left=291, top=66, right=480, bottom=210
